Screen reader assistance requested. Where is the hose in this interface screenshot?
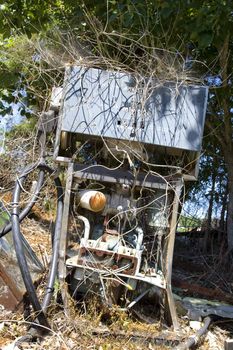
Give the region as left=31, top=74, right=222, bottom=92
left=0, top=169, right=45, bottom=238
left=11, top=164, right=49, bottom=329
left=174, top=316, right=212, bottom=350
left=11, top=163, right=63, bottom=331
left=0, top=169, right=45, bottom=269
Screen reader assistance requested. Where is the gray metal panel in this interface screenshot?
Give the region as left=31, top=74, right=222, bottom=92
left=61, top=66, right=208, bottom=152
left=72, top=164, right=181, bottom=190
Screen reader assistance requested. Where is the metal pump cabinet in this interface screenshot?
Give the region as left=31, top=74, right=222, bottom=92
left=52, top=65, right=208, bottom=328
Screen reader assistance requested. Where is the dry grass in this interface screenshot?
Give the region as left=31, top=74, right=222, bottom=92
left=0, top=299, right=229, bottom=350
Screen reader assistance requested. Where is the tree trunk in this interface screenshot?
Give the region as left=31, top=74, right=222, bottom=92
left=225, top=157, right=233, bottom=251
left=203, top=171, right=216, bottom=252
left=219, top=183, right=228, bottom=235
left=207, top=172, right=216, bottom=229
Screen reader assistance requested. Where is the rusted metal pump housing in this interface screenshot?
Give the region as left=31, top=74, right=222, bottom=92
left=51, top=65, right=208, bottom=328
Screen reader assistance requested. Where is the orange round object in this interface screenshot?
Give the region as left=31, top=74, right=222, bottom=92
left=89, top=192, right=106, bottom=212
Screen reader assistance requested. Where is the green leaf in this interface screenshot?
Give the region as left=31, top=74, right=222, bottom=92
left=198, top=31, right=214, bottom=48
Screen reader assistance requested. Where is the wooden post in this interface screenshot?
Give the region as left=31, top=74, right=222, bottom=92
left=165, top=179, right=183, bottom=330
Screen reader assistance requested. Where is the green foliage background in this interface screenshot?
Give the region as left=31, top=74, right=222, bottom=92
left=1, top=0, right=233, bottom=245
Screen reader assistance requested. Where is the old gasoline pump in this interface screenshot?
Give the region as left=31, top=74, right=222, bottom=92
left=0, top=65, right=208, bottom=331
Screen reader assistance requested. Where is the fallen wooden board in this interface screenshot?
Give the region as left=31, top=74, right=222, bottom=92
left=172, top=277, right=233, bottom=304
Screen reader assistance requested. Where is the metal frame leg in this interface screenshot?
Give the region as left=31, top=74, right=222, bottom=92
left=58, top=162, right=74, bottom=313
